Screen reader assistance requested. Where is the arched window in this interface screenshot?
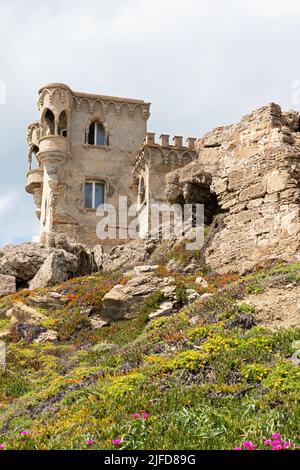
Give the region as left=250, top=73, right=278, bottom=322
left=58, top=111, right=68, bottom=137
left=28, top=145, right=40, bottom=171
left=88, top=121, right=106, bottom=146
left=44, top=109, right=55, bottom=135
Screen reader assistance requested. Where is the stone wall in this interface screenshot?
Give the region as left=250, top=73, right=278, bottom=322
left=166, top=103, right=300, bottom=273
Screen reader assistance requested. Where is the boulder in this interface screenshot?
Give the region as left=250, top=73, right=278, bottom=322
left=0, top=242, right=50, bottom=282
left=0, top=274, right=16, bottom=298
left=93, top=245, right=105, bottom=271
left=34, top=330, right=58, bottom=343
left=149, top=302, right=174, bottom=319
left=195, top=276, right=209, bottom=289
left=29, top=250, right=78, bottom=289
left=102, top=272, right=174, bottom=320
left=40, top=232, right=97, bottom=276
left=27, top=293, right=68, bottom=311
left=6, top=302, right=47, bottom=325
left=102, top=239, right=159, bottom=272
left=134, top=265, right=159, bottom=274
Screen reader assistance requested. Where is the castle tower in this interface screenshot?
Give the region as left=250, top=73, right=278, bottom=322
left=26, top=84, right=151, bottom=248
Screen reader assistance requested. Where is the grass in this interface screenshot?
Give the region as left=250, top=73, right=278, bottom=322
left=0, top=261, right=299, bottom=450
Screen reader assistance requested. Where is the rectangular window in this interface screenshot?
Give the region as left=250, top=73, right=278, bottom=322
left=85, top=181, right=105, bottom=209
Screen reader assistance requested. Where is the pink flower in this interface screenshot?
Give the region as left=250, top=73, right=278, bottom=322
left=264, top=439, right=272, bottom=445
left=271, top=439, right=282, bottom=446
left=0, top=444, right=5, bottom=450
left=272, top=433, right=281, bottom=439
left=20, top=431, right=29, bottom=436
left=132, top=413, right=141, bottom=419
left=272, top=445, right=284, bottom=451
left=85, top=439, right=95, bottom=445
left=233, top=447, right=242, bottom=451
left=112, top=439, right=122, bottom=445
left=282, top=441, right=290, bottom=448
left=143, top=412, right=150, bottom=419
left=242, top=441, right=254, bottom=450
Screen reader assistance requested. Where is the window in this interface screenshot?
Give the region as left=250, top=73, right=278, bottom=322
left=85, top=181, right=105, bottom=209
left=88, top=122, right=105, bottom=146
left=44, top=109, right=55, bottom=135
left=58, top=111, right=68, bottom=138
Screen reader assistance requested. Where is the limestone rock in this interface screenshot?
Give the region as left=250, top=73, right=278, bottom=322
left=134, top=265, right=159, bottom=274
left=0, top=274, right=16, bottom=298
left=166, top=103, right=300, bottom=274
left=102, top=273, right=174, bottom=320
left=90, top=317, right=109, bottom=330
left=40, top=232, right=97, bottom=276
left=34, top=330, right=58, bottom=343
left=6, top=302, right=47, bottom=325
left=29, top=250, right=78, bottom=289
left=93, top=245, right=105, bottom=271
left=103, top=239, right=159, bottom=272
left=195, top=277, right=209, bottom=289
left=149, top=302, right=174, bottom=319
left=0, top=242, right=50, bottom=282
left=27, top=294, right=68, bottom=311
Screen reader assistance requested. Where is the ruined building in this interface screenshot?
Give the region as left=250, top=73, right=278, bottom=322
left=26, top=85, right=300, bottom=273
left=26, top=84, right=196, bottom=250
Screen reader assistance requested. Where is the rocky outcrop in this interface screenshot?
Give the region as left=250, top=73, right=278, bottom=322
left=166, top=103, right=300, bottom=274
left=0, top=242, right=50, bottom=282
left=0, top=274, right=16, bottom=298
left=102, top=239, right=159, bottom=272
left=29, top=250, right=78, bottom=290
left=102, top=272, right=174, bottom=320
left=6, top=302, right=47, bottom=325
left=0, top=233, right=102, bottom=292
left=40, top=233, right=97, bottom=276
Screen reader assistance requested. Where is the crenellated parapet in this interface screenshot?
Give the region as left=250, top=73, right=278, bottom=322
left=134, top=132, right=197, bottom=177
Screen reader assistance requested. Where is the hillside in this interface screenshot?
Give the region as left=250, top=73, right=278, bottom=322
left=0, top=251, right=299, bottom=450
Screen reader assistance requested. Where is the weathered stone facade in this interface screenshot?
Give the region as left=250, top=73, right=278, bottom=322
left=166, top=103, right=300, bottom=273
left=26, top=84, right=195, bottom=250
left=26, top=87, right=300, bottom=274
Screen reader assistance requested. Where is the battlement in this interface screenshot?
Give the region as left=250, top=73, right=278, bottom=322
left=144, top=132, right=197, bottom=150
left=134, top=132, right=197, bottom=179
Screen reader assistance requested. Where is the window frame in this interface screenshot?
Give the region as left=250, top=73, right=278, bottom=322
left=84, top=181, right=106, bottom=210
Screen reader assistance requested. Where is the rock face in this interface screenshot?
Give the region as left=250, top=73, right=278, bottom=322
left=0, top=242, right=50, bottom=282
left=0, top=274, right=16, bottom=298
left=0, top=233, right=101, bottom=291
left=40, top=233, right=97, bottom=276
left=166, top=103, right=300, bottom=274
left=102, top=239, right=159, bottom=272
left=102, top=272, right=174, bottom=320
left=29, top=250, right=78, bottom=289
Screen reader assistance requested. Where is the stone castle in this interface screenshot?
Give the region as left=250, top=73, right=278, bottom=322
left=26, top=84, right=300, bottom=273
left=26, top=83, right=196, bottom=250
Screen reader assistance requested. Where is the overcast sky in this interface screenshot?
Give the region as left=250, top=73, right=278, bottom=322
left=1, top=0, right=300, bottom=246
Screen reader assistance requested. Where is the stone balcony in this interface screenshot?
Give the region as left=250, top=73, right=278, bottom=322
left=38, top=135, right=70, bottom=157
left=25, top=168, right=43, bottom=194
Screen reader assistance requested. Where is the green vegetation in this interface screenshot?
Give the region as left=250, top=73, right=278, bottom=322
left=0, top=262, right=299, bottom=450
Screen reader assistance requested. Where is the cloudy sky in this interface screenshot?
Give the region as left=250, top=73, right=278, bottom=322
left=0, top=0, right=300, bottom=246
